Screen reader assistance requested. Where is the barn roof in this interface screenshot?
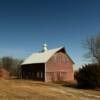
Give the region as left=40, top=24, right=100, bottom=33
left=21, top=47, right=74, bottom=65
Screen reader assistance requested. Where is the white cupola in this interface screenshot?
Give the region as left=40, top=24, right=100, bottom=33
left=42, top=43, right=48, bottom=52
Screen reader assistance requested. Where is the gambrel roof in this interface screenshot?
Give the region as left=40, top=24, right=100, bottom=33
left=21, top=47, right=74, bottom=65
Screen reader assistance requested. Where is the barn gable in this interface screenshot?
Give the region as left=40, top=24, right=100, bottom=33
left=45, top=50, right=74, bottom=82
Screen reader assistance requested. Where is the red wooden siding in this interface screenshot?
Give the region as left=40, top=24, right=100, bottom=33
left=45, top=51, right=74, bottom=82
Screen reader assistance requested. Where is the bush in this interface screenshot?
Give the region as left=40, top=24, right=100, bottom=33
left=74, top=64, right=100, bottom=89
left=0, top=57, right=23, bottom=78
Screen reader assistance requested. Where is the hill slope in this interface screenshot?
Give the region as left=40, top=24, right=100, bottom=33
left=0, top=80, right=99, bottom=100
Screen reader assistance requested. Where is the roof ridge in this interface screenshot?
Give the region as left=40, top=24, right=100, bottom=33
left=31, top=46, right=64, bottom=54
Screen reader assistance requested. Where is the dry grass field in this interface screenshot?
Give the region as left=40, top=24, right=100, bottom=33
left=0, top=79, right=100, bottom=100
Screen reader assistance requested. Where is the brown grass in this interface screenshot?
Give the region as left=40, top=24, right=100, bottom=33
left=0, top=79, right=99, bottom=100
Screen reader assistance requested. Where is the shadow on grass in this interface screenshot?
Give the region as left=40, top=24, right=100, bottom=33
left=53, top=80, right=77, bottom=88
left=57, top=81, right=100, bottom=91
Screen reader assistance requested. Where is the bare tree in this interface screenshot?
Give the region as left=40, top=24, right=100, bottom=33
left=1, top=57, right=23, bottom=77
left=84, top=34, right=100, bottom=64
left=2, top=57, right=13, bottom=71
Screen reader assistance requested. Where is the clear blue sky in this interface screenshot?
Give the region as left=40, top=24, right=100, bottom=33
left=0, top=0, right=100, bottom=69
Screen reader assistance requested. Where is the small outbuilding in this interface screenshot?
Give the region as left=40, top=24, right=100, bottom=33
left=21, top=44, right=74, bottom=82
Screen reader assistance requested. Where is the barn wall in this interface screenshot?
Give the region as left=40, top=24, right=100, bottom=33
left=45, top=51, right=74, bottom=82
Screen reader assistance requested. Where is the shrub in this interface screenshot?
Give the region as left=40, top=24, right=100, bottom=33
left=0, top=57, right=23, bottom=78
left=74, top=64, right=100, bottom=88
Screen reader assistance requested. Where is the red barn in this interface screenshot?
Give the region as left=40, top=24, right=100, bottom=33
left=21, top=44, right=74, bottom=82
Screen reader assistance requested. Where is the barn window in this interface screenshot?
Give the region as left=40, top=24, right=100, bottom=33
left=58, top=55, right=61, bottom=63
left=64, top=58, right=67, bottom=64
left=52, top=55, right=67, bottom=64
